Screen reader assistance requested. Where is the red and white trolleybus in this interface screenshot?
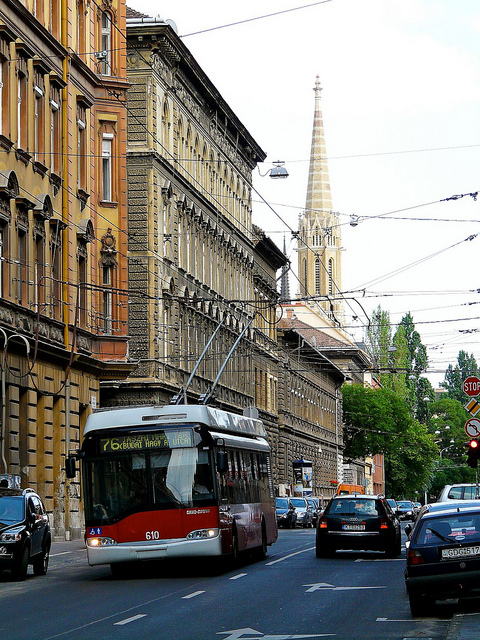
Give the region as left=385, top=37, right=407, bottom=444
left=68, top=404, right=277, bottom=574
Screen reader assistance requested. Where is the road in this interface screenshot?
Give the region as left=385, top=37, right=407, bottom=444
left=0, top=525, right=479, bottom=640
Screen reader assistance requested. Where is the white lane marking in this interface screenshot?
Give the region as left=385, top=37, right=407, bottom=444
left=230, top=573, right=248, bottom=580
left=377, top=617, right=450, bottom=622
left=354, top=558, right=404, bottom=562
left=266, top=546, right=314, bottom=565
left=114, top=614, right=147, bottom=626
left=182, top=590, right=205, bottom=599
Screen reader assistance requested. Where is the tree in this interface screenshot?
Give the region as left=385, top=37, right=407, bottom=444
left=342, top=384, right=438, bottom=496
left=441, top=351, right=479, bottom=402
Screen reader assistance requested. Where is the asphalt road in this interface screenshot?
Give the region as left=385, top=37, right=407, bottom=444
left=0, top=525, right=479, bottom=640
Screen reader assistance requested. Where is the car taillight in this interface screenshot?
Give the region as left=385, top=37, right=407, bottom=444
left=319, top=516, right=328, bottom=529
left=380, top=519, right=389, bottom=530
left=407, top=547, right=425, bottom=565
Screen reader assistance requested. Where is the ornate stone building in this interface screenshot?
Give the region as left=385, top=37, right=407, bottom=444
left=0, top=0, right=130, bottom=539
left=115, top=10, right=286, bottom=470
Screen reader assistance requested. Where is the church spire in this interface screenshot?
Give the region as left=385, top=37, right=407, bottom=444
left=297, top=77, right=343, bottom=325
left=305, top=76, right=333, bottom=218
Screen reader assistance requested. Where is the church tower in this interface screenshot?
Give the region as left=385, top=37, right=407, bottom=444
left=298, top=77, right=343, bottom=325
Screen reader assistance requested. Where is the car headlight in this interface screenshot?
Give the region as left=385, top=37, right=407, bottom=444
left=87, top=537, right=117, bottom=547
left=187, top=528, right=218, bottom=540
left=0, top=528, right=23, bottom=542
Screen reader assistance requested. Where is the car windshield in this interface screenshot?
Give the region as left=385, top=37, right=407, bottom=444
left=0, top=496, right=25, bottom=524
left=290, top=498, right=306, bottom=508
left=329, top=498, right=379, bottom=516
left=416, top=512, right=480, bottom=545
left=397, top=501, right=413, bottom=508
left=276, top=498, right=289, bottom=509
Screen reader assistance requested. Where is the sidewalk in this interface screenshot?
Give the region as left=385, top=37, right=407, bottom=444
left=446, top=612, right=480, bottom=640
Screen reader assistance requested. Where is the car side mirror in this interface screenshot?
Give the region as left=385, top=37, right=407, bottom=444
left=405, top=523, right=412, bottom=537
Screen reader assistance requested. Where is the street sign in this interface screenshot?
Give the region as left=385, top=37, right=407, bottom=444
left=465, top=398, right=480, bottom=417
left=465, top=418, right=480, bottom=438
left=463, top=376, right=480, bottom=397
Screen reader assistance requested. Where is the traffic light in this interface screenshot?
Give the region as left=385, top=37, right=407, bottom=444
left=466, top=439, right=480, bottom=468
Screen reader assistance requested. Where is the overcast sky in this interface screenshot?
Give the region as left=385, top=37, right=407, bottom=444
left=130, top=0, right=480, bottom=387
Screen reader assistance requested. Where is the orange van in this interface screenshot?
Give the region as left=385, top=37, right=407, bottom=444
left=335, top=483, right=365, bottom=496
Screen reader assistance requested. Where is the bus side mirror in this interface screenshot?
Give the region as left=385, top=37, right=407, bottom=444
left=65, top=456, right=77, bottom=479
left=216, top=450, right=228, bottom=474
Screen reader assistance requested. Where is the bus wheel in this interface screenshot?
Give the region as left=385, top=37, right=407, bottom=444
left=257, top=523, right=267, bottom=560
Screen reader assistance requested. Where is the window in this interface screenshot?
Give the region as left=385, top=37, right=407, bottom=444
left=17, top=71, right=27, bottom=150
left=0, top=56, right=8, bottom=138
left=77, top=116, right=86, bottom=188
left=78, top=253, right=87, bottom=327
left=0, top=224, right=5, bottom=298
left=103, top=265, right=112, bottom=333
left=16, top=228, right=27, bottom=304
left=101, top=135, right=113, bottom=201
left=34, top=230, right=45, bottom=309
left=50, top=225, right=62, bottom=320
left=100, top=12, right=112, bottom=75
left=34, top=85, right=45, bottom=163
left=50, top=95, right=61, bottom=174
left=315, top=258, right=320, bottom=295
left=328, top=258, right=334, bottom=295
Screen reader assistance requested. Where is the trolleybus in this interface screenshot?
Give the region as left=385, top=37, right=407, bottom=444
left=67, top=404, right=277, bottom=574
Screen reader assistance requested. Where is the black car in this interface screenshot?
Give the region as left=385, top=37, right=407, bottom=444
left=396, top=500, right=415, bottom=521
left=315, top=494, right=401, bottom=558
left=275, top=497, right=297, bottom=529
left=0, top=487, right=51, bottom=581
left=405, top=504, right=480, bottom=615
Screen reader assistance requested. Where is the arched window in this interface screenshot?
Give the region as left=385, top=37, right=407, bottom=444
left=315, top=258, right=320, bottom=295
left=328, top=258, right=334, bottom=295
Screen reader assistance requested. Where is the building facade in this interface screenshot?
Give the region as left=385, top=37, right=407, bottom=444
left=0, top=0, right=130, bottom=539
left=106, top=11, right=287, bottom=465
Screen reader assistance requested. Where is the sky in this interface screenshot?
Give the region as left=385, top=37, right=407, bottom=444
left=129, top=0, right=480, bottom=387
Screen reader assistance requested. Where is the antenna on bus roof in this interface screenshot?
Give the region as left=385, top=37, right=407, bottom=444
left=199, top=316, right=255, bottom=406
left=170, top=319, right=225, bottom=405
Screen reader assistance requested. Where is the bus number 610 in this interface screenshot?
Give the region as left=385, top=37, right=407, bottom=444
left=146, top=530, right=160, bottom=540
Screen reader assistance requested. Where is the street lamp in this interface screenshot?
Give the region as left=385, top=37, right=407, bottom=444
left=258, top=161, right=289, bottom=179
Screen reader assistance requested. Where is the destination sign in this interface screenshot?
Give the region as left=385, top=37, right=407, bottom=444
left=100, top=429, right=193, bottom=453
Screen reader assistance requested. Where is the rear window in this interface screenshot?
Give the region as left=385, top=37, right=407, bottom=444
left=448, top=486, right=478, bottom=500
left=416, top=513, right=480, bottom=545
left=328, top=498, right=379, bottom=516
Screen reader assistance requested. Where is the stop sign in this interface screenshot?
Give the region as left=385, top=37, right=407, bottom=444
left=463, top=376, right=480, bottom=397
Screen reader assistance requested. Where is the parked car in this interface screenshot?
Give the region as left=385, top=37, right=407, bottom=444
left=406, top=500, right=480, bottom=537
left=289, top=497, right=314, bottom=528
left=0, top=487, right=51, bottom=581
left=396, top=500, right=415, bottom=521
left=275, top=497, right=297, bottom=529
left=405, top=503, right=480, bottom=615
left=315, top=494, right=401, bottom=557
left=438, top=484, right=480, bottom=502
left=386, top=498, right=398, bottom=513
left=306, top=497, right=322, bottom=527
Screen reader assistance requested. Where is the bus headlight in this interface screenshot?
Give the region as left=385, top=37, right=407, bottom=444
left=186, top=528, right=218, bottom=540
left=87, top=536, right=117, bottom=547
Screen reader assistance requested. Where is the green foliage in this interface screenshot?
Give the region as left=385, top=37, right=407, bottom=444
left=342, top=383, right=438, bottom=497
left=441, top=351, right=479, bottom=402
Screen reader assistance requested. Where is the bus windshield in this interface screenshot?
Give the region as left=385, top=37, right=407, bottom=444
left=85, top=447, right=216, bottom=524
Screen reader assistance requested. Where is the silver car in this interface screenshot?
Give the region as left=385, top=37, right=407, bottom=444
left=289, top=497, right=314, bottom=528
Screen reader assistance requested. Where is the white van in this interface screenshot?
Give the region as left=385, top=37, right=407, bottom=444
left=438, top=484, right=480, bottom=501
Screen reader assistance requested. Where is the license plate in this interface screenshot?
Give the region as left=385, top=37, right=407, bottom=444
left=441, top=545, right=480, bottom=560
left=342, top=524, right=365, bottom=531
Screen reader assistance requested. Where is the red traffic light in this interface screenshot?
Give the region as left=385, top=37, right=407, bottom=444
left=467, top=438, right=480, bottom=468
